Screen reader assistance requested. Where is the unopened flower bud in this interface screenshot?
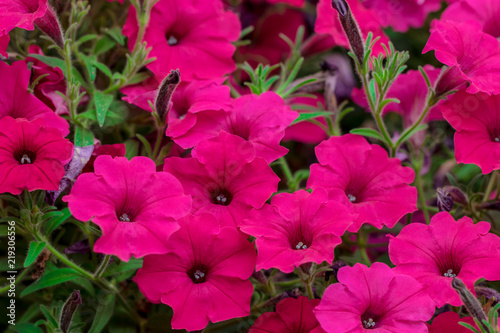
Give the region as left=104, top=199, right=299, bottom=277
left=452, top=278, right=489, bottom=331
left=331, top=0, right=365, bottom=66
left=60, top=290, right=82, bottom=333
left=35, top=5, right=64, bottom=49
left=436, top=186, right=468, bottom=212
left=154, top=69, right=180, bottom=123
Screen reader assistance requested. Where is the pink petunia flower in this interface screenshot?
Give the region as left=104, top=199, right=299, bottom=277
left=0, top=61, right=69, bottom=136
left=314, top=263, right=434, bottom=332
left=240, top=188, right=354, bottom=273
left=63, top=156, right=192, bottom=262
left=249, top=296, right=326, bottom=333
left=440, top=90, right=500, bottom=174
left=26, top=46, right=68, bottom=115
left=0, top=0, right=63, bottom=55
left=315, top=0, right=390, bottom=57
left=307, top=134, right=417, bottom=232
left=427, top=312, right=477, bottom=333
left=122, top=78, right=232, bottom=147
left=352, top=65, right=443, bottom=145
left=361, top=0, right=442, bottom=32
left=164, top=131, right=280, bottom=227
left=133, top=213, right=256, bottom=331
left=423, top=20, right=500, bottom=95
left=123, top=0, right=241, bottom=81
left=389, top=212, right=500, bottom=307
left=0, top=117, right=73, bottom=195
left=441, top=0, right=500, bottom=38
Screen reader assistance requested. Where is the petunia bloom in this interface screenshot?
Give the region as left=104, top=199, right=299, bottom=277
left=249, top=296, right=326, bottom=333
left=26, top=46, right=68, bottom=115
left=427, top=312, right=477, bottom=333
left=315, top=0, right=390, bottom=57
left=133, top=213, right=256, bottom=331
left=361, top=0, right=442, bottom=32
left=441, top=0, right=500, bottom=38
left=307, top=134, right=417, bottom=232
left=122, top=78, right=232, bottom=148
left=314, top=263, right=435, bottom=332
left=0, top=117, right=73, bottom=195
left=240, top=188, right=355, bottom=273
left=64, top=156, right=191, bottom=262
left=389, top=212, right=500, bottom=307
left=164, top=131, right=280, bottom=227
left=123, top=0, right=240, bottom=81
left=0, top=61, right=69, bottom=136
left=423, top=20, right=500, bottom=95
left=440, top=90, right=500, bottom=174
left=0, top=0, right=63, bottom=55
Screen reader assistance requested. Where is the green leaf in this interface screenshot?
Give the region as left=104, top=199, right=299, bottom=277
left=136, top=134, right=152, bottom=157
left=102, top=258, right=143, bottom=277
left=14, top=323, right=44, bottom=333
left=105, top=27, right=125, bottom=46
left=94, top=91, right=114, bottom=127
left=21, top=268, right=83, bottom=297
left=94, top=35, right=116, bottom=56
left=77, top=34, right=98, bottom=44
left=102, top=100, right=128, bottom=127
left=126, top=72, right=151, bottom=85
left=94, top=61, right=113, bottom=80
left=40, top=305, right=59, bottom=329
left=80, top=54, right=97, bottom=82
left=458, top=322, right=480, bottom=333
left=88, top=294, right=115, bottom=333
left=124, top=140, right=139, bottom=160
left=291, top=111, right=334, bottom=125
left=350, top=128, right=387, bottom=142
left=74, top=127, right=94, bottom=147
left=24, top=241, right=47, bottom=267
left=45, top=208, right=72, bottom=235
left=27, top=54, right=85, bottom=84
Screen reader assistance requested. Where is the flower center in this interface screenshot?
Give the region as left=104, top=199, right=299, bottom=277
left=443, top=269, right=457, bottom=278
left=14, top=149, right=36, bottom=165
left=347, top=194, right=357, bottom=202
left=295, top=241, right=308, bottom=250
left=116, top=209, right=136, bottom=223
left=495, top=137, right=500, bottom=142
left=211, top=188, right=233, bottom=206
left=167, top=35, right=179, bottom=46
left=187, top=265, right=209, bottom=284
left=119, top=213, right=131, bottom=222
left=363, top=318, right=376, bottom=329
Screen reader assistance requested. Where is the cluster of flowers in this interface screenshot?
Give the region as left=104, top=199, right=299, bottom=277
left=2, top=0, right=500, bottom=332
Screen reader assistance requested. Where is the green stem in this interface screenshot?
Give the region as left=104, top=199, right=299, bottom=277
left=93, top=255, right=111, bottom=279
left=305, top=279, right=314, bottom=300
left=151, top=125, right=165, bottom=161
left=483, top=171, right=498, bottom=203
left=0, top=269, right=29, bottom=294
left=44, top=240, right=95, bottom=280
left=415, top=165, right=430, bottom=224
left=278, top=157, right=294, bottom=190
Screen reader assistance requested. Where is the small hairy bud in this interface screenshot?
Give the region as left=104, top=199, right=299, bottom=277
left=436, top=186, right=468, bottom=212
left=154, top=69, right=181, bottom=123
left=60, top=290, right=82, bottom=333
left=452, top=278, right=489, bottom=331
left=331, top=0, right=365, bottom=66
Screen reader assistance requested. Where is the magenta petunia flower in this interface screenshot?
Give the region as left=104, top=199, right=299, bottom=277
left=428, top=312, right=477, bottom=333
left=0, top=117, right=73, bottom=195
left=64, top=156, right=192, bottom=262
left=389, top=212, right=500, bottom=307
left=240, top=188, right=355, bottom=273
left=249, top=296, right=326, bottom=333
left=0, top=61, right=69, bottom=136
left=133, top=213, right=256, bottom=331
left=441, top=0, right=500, bottom=38
left=307, top=134, right=417, bottom=232
left=315, top=0, right=390, bottom=57
left=164, top=131, right=280, bottom=227
left=314, top=263, right=435, bottom=332
left=26, top=46, right=68, bottom=115
left=0, top=0, right=63, bottom=55
left=123, top=0, right=240, bottom=81
left=440, top=90, right=500, bottom=174
left=361, top=0, right=442, bottom=32
left=423, top=20, right=500, bottom=95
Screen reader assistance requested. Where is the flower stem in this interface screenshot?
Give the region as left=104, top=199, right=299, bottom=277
left=278, top=157, right=294, bottom=190
left=44, top=240, right=95, bottom=280
left=93, top=255, right=111, bottom=279
left=483, top=171, right=498, bottom=203
left=414, top=164, right=430, bottom=224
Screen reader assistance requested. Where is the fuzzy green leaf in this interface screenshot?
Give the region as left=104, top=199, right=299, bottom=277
left=24, top=241, right=47, bottom=268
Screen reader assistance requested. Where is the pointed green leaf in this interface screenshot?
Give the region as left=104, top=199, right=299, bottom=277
left=40, top=305, right=58, bottom=329
left=88, top=294, right=115, bottom=333
left=350, top=128, right=386, bottom=142
left=94, top=91, right=113, bottom=127
left=45, top=208, right=72, bottom=235
left=21, top=268, right=83, bottom=297
left=74, top=127, right=94, bottom=147
left=24, top=241, right=47, bottom=267
left=291, top=111, right=334, bottom=125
